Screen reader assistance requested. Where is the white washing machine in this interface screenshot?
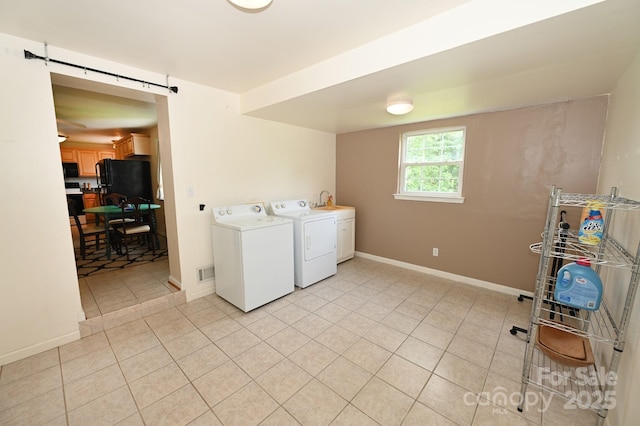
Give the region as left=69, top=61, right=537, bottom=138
left=270, top=199, right=337, bottom=288
left=211, top=202, right=294, bottom=312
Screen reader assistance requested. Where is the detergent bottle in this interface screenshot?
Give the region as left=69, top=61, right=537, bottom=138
left=554, top=258, right=603, bottom=311
left=578, top=201, right=604, bottom=245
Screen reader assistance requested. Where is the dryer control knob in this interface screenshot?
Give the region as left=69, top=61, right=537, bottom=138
left=226, top=208, right=232, bottom=215
left=254, top=205, right=262, bottom=213
left=218, top=210, right=225, bottom=216
left=299, top=200, right=306, bottom=207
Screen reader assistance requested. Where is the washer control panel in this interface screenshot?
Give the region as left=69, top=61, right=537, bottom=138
left=212, top=203, right=267, bottom=223
left=270, top=199, right=311, bottom=215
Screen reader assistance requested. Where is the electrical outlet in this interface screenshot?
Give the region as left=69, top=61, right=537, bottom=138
left=433, top=248, right=439, bottom=257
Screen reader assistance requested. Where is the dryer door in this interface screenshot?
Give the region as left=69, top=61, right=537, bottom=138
left=303, top=217, right=336, bottom=261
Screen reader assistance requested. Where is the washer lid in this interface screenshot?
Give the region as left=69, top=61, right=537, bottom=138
left=214, top=215, right=293, bottom=231
left=212, top=202, right=293, bottom=230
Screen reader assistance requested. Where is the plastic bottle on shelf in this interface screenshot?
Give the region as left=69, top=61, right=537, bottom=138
left=554, top=258, right=603, bottom=311
left=327, top=195, right=333, bottom=206
left=578, top=201, right=604, bottom=245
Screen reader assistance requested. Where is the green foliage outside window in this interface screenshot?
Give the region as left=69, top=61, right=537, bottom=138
left=401, top=128, right=465, bottom=195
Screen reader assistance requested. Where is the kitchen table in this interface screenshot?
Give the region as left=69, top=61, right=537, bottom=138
left=83, top=204, right=161, bottom=259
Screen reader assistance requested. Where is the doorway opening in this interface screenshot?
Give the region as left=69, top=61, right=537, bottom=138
left=52, top=73, right=178, bottom=320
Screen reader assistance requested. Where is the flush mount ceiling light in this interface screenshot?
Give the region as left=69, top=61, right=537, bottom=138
left=58, top=135, right=67, bottom=143
left=386, top=100, right=414, bottom=115
left=228, top=0, right=272, bottom=10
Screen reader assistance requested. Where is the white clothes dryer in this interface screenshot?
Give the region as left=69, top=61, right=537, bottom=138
left=211, top=203, right=294, bottom=312
left=270, top=199, right=337, bottom=288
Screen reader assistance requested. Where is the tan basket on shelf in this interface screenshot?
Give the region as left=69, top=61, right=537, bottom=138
left=535, top=324, right=595, bottom=367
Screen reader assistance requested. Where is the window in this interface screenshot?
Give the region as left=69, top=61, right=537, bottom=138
left=395, top=127, right=466, bottom=203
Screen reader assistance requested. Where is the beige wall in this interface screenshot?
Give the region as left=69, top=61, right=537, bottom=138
left=595, top=52, right=640, bottom=426
left=337, top=97, right=607, bottom=292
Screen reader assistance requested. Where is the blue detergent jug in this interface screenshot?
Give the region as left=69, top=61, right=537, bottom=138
left=554, top=258, right=603, bottom=311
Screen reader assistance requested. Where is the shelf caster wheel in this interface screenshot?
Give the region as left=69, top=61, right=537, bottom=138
left=510, top=327, right=518, bottom=335
left=518, top=295, right=524, bottom=302
left=517, top=407, right=523, bottom=412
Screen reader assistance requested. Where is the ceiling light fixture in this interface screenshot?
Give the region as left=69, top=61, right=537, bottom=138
left=228, top=0, right=272, bottom=10
left=386, top=100, right=414, bottom=115
left=58, top=135, right=67, bottom=143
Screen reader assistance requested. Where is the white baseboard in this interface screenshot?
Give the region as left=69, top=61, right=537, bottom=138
left=354, top=251, right=533, bottom=298
left=187, top=284, right=216, bottom=302
left=0, top=330, right=80, bottom=366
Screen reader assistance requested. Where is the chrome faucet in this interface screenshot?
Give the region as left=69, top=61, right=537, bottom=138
left=319, top=190, right=330, bottom=207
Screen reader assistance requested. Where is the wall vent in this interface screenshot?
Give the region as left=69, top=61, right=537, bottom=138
left=197, top=265, right=215, bottom=283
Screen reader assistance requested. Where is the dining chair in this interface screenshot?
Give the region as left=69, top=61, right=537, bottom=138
left=103, top=192, right=134, bottom=227
left=112, top=196, right=156, bottom=260
left=68, top=198, right=108, bottom=260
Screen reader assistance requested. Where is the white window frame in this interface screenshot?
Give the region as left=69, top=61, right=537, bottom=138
left=394, top=126, right=466, bottom=203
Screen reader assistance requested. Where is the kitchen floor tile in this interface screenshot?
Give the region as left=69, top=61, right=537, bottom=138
left=61, top=345, right=117, bottom=384
left=176, top=343, right=230, bottom=381
left=193, top=360, right=251, bottom=407
left=331, top=404, right=379, bottom=425
left=342, top=338, right=392, bottom=374
left=315, top=324, right=359, bottom=354
left=245, top=314, right=288, bottom=340
left=256, top=358, right=312, bottom=404
left=363, top=323, right=408, bottom=352
left=316, top=356, right=372, bottom=400
left=162, top=329, right=210, bottom=360
left=118, top=345, right=173, bottom=383
left=0, top=366, right=62, bottom=412
left=283, top=379, right=347, bottom=425
left=410, top=321, right=455, bottom=350
left=376, top=354, right=431, bottom=398
left=265, top=326, right=311, bottom=356
left=140, top=384, right=208, bottom=425
left=213, top=382, right=278, bottom=425
left=292, top=313, right=333, bottom=338
left=418, top=375, right=478, bottom=426
left=289, top=341, right=339, bottom=376
left=0, top=348, right=59, bottom=386
left=214, top=328, right=261, bottom=358
left=380, top=310, right=421, bottom=334
left=233, top=342, right=283, bottom=378
left=395, top=337, right=443, bottom=372
left=128, top=363, right=188, bottom=409
left=402, top=401, right=458, bottom=426
left=433, top=352, right=488, bottom=394
left=351, top=376, right=414, bottom=425
left=259, top=407, right=300, bottom=425
left=67, top=385, right=137, bottom=426
left=64, top=364, right=125, bottom=411
left=447, top=334, right=496, bottom=369
left=0, top=387, right=65, bottom=426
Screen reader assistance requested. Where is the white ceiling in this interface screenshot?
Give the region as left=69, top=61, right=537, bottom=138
left=1, top=0, right=640, bottom=141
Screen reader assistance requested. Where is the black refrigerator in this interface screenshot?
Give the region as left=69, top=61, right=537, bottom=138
left=96, top=159, right=153, bottom=203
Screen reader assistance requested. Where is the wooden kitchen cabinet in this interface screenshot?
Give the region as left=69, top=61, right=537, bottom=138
left=60, top=148, right=77, bottom=163
left=82, top=192, right=100, bottom=221
left=76, top=150, right=98, bottom=176
left=98, top=149, right=116, bottom=161
left=115, top=133, right=151, bottom=159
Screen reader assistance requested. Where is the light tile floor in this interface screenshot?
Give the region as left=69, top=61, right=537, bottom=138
left=0, top=257, right=601, bottom=425
left=79, top=258, right=176, bottom=319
